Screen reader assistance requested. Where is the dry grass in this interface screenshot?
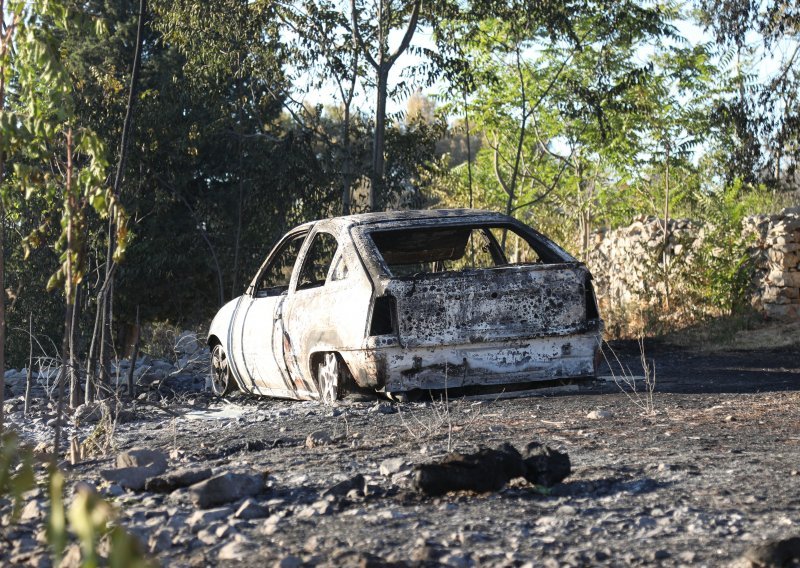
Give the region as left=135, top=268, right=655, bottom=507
left=660, top=313, right=800, bottom=352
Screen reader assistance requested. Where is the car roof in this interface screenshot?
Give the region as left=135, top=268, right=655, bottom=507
left=316, top=209, right=511, bottom=231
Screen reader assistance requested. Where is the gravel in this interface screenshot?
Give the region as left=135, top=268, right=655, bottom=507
left=1, top=342, right=799, bottom=566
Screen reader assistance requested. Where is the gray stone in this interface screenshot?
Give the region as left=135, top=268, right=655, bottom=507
left=305, top=430, right=334, bottom=448
left=186, top=507, right=233, bottom=532
left=148, top=528, right=174, bottom=554
left=19, top=499, right=46, bottom=522
left=322, top=474, right=367, bottom=499
left=189, top=472, right=264, bottom=509
left=234, top=498, right=270, bottom=520
left=380, top=457, right=406, bottom=476
left=275, top=555, right=303, bottom=568
left=145, top=467, right=212, bottom=493
left=117, top=448, right=168, bottom=471
left=218, top=538, right=252, bottom=561
left=587, top=409, right=613, bottom=420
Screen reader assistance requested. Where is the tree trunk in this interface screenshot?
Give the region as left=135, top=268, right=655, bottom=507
left=663, top=140, right=671, bottom=311
left=125, top=305, right=140, bottom=400
left=24, top=314, right=32, bottom=415
left=68, top=284, right=81, bottom=408
left=0, top=205, right=4, bottom=435
left=96, top=0, right=147, bottom=394
left=371, top=67, right=389, bottom=211
left=464, top=89, right=473, bottom=209
left=342, top=102, right=353, bottom=215
left=55, top=126, right=75, bottom=458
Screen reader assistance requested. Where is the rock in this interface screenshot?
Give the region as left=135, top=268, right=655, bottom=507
left=305, top=430, right=335, bottom=448
left=116, top=448, right=168, bottom=471
left=413, top=443, right=525, bottom=496
left=176, top=331, right=202, bottom=356
left=186, top=507, right=233, bottom=532
left=189, top=472, right=264, bottom=509
left=587, top=409, right=613, bottom=420
left=19, top=499, right=46, bottom=522
left=380, top=457, right=406, bottom=476
left=261, top=514, right=283, bottom=536
left=741, top=536, right=800, bottom=567
left=234, top=498, right=270, bottom=520
left=520, top=442, right=571, bottom=487
left=58, top=544, right=81, bottom=568
left=100, top=448, right=168, bottom=491
left=297, top=499, right=335, bottom=518
left=275, top=555, right=303, bottom=568
left=148, top=528, right=173, bottom=554
left=145, top=467, right=213, bottom=493
left=218, top=538, right=252, bottom=561
left=369, top=402, right=397, bottom=414
left=321, top=474, right=366, bottom=499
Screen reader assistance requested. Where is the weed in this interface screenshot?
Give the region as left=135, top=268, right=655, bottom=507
left=2, top=434, right=153, bottom=566
left=601, top=337, right=657, bottom=415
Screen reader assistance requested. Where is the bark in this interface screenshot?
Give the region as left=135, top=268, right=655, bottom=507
left=24, top=314, right=32, bottom=415
left=68, top=284, right=81, bottom=408
left=371, top=68, right=389, bottom=209
left=55, top=127, right=75, bottom=458
left=125, top=305, right=140, bottom=400
left=0, top=204, right=4, bottom=434
left=463, top=89, right=473, bottom=209
left=663, top=140, right=671, bottom=311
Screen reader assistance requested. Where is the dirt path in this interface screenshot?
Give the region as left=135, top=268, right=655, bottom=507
left=3, top=342, right=800, bottom=567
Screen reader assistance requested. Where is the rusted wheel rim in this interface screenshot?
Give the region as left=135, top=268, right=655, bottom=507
left=317, top=353, right=339, bottom=405
left=210, top=344, right=230, bottom=396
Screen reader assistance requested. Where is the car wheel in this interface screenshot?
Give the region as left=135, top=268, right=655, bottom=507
left=210, top=343, right=234, bottom=396
left=317, top=353, right=339, bottom=405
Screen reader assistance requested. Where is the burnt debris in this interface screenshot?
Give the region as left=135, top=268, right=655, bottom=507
left=412, top=441, right=571, bottom=496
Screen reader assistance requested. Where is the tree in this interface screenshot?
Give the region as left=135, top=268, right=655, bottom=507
left=1, top=1, right=128, bottom=447
left=699, top=0, right=800, bottom=186
left=350, top=0, right=421, bottom=209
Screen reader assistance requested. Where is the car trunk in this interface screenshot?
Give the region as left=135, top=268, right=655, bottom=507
left=383, top=264, right=589, bottom=349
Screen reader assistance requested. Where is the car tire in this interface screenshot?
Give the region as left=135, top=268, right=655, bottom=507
left=210, top=343, right=235, bottom=396
left=316, top=352, right=340, bottom=405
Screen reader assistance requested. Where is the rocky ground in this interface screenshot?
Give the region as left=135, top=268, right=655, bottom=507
left=1, top=337, right=799, bottom=567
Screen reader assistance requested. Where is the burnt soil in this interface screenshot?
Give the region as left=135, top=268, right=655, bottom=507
left=4, top=340, right=800, bottom=567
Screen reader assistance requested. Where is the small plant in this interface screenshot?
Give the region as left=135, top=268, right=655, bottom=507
left=397, top=364, right=498, bottom=453
left=601, top=337, right=657, bottom=415
left=2, top=434, right=153, bottom=566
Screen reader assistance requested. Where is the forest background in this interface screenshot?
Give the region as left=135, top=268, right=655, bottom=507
left=0, top=0, right=799, bottom=401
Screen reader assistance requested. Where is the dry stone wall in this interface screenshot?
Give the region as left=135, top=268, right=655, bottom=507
left=742, top=208, right=800, bottom=320
left=587, top=207, right=800, bottom=326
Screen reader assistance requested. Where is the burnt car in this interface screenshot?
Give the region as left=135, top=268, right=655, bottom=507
left=207, top=209, right=603, bottom=402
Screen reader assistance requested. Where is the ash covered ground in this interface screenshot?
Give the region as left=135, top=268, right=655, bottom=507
left=2, top=341, right=799, bottom=567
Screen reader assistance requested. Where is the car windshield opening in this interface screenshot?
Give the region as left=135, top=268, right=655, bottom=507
left=369, top=225, right=549, bottom=277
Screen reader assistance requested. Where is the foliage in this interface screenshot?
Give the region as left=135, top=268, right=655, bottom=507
left=1, top=434, right=152, bottom=567
left=2, top=0, right=800, bottom=377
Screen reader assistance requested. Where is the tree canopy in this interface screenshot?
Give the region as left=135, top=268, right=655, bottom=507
left=0, top=0, right=798, bottom=383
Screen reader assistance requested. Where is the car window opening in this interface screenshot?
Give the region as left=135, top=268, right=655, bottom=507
left=369, top=225, right=551, bottom=277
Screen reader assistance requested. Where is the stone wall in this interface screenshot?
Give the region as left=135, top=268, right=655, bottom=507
left=587, top=216, right=704, bottom=319
left=742, top=208, right=800, bottom=320
left=586, top=207, right=800, bottom=326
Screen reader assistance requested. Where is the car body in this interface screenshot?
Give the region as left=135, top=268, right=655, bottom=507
left=207, top=209, right=604, bottom=402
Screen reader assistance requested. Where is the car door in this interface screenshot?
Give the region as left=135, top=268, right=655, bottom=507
left=230, top=230, right=308, bottom=396
left=282, top=230, right=342, bottom=394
